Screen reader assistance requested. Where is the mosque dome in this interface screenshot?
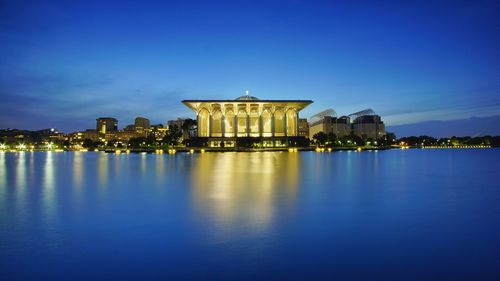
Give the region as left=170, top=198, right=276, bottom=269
left=235, top=95, right=260, bottom=101
left=236, top=90, right=259, bottom=101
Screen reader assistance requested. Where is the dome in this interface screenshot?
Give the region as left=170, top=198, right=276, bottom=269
left=235, top=95, right=260, bottom=101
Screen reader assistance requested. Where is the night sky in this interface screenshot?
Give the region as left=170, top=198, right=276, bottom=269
left=1, top=0, right=499, bottom=133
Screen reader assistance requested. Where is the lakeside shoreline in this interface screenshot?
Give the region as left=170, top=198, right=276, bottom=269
left=0, top=145, right=493, bottom=153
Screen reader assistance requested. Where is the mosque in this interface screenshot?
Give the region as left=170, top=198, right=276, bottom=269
left=182, top=92, right=312, bottom=147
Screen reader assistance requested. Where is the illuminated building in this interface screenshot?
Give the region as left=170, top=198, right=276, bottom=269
left=182, top=93, right=312, bottom=147
left=69, top=130, right=101, bottom=142
left=96, top=117, right=118, bottom=134
left=105, top=130, right=145, bottom=142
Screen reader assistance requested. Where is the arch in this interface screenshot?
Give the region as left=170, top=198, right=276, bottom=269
left=262, top=109, right=272, bottom=137
left=198, top=108, right=210, bottom=137
left=237, top=108, right=248, bottom=137
left=211, top=109, right=223, bottom=137
left=224, top=109, right=235, bottom=137
left=249, top=107, right=260, bottom=137
left=286, top=108, right=297, bottom=136
left=274, top=110, right=285, bottom=137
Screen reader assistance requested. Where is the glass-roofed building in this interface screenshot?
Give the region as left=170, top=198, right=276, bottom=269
left=182, top=93, right=313, bottom=147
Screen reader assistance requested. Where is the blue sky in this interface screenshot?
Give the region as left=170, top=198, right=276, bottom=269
left=0, top=0, right=499, bottom=133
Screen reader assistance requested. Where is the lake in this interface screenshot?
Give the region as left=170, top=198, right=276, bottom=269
left=0, top=149, right=499, bottom=280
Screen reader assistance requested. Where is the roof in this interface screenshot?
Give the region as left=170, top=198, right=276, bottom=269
left=182, top=99, right=313, bottom=103
left=182, top=99, right=313, bottom=113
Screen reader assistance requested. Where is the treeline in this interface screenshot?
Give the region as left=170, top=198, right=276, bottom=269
left=397, top=135, right=500, bottom=147
left=311, top=132, right=500, bottom=147
left=311, top=132, right=396, bottom=147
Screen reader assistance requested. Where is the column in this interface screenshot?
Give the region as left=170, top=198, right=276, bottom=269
left=197, top=114, right=201, bottom=137
left=271, top=112, right=275, bottom=137
left=234, top=114, right=238, bottom=137
left=284, top=111, right=288, bottom=137
left=221, top=115, right=225, bottom=138
left=295, top=112, right=299, bottom=136
left=259, top=115, right=263, bottom=137
left=246, top=114, right=250, bottom=137
left=209, top=114, right=213, bottom=137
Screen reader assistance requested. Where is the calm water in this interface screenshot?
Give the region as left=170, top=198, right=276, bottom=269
left=0, top=150, right=499, bottom=280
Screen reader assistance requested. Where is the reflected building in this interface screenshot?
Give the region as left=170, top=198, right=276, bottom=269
left=190, top=152, right=300, bottom=241
left=182, top=93, right=312, bottom=147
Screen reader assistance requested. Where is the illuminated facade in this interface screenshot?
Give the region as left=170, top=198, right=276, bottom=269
left=182, top=94, right=312, bottom=147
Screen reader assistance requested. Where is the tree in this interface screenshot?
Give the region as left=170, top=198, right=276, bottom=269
left=313, top=132, right=328, bottom=146
left=82, top=139, right=94, bottom=149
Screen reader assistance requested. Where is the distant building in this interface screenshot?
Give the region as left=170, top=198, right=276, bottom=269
left=308, top=108, right=385, bottom=140
left=351, top=114, right=385, bottom=140
left=167, top=118, right=185, bottom=131
left=105, top=130, right=145, bottom=142
left=134, top=117, right=150, bottom=129
left=124, top=124, right=136, bottom=131
left=298, top=118, right=309, bottom=137
left=70, top=130, right=101, bottom=142
left=167, top=118, right=198, bottom=140
left=309, top=116, right=351, bottom=139
left=335, top=116, right=351, bottom=137
left=151, top=124, right=168, bottom=139
left=96, top=117, right=118, bottom=134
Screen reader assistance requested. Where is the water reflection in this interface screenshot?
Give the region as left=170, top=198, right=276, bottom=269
left=191, top=152, right=299, bottom=242
left=15, top=152, right=27, bottom=193
left=155, top=153, right=165, bottom=184
left=97, top=153, right=109, bottom=187
left=42, top=152, right=56, bottom=223
left=0, top=152, right=5, bottom=198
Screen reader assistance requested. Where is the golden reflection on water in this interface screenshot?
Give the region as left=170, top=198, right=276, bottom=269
left=73, top=152, right=84, bottom=189
left=97, top=153, right=109, bottom=187
left=155, top=153, right=165, bottom=184
left=15, top=152, right=27, bottom=193
left=191, top=152, right=300, bottom=241
left=42, top=152, right=56, bottom=226
left=0, top=152, right=5, bottom=188
left=0, top=152, right=5, bottom=207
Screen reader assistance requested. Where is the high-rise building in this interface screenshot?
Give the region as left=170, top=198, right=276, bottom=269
left=134, top=117, right=150, bottom=129
left=351, top=115, right=385, bottom=140
left=96, top=117, right=118, bottom=134
left=309, top=116, right=351, bottom=139
left=308, top=108, right=385, bottom=140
